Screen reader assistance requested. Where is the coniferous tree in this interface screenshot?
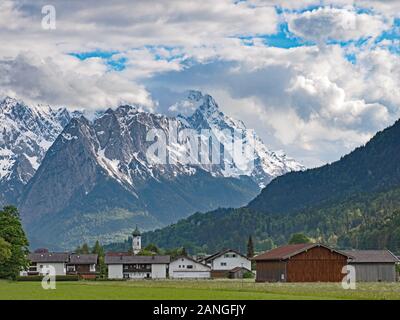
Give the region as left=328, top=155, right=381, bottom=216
left=80, top=243, right=90, bottom=254
left=91, top=240, right=106, bottom=278
left=91, top=240, right=104, bottom=256
left=181, top=247, right=187, bottom=256
left=247, top=236, right=254, bottom=258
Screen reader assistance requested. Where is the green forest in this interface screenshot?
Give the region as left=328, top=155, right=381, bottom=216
left=140, top=186, right=400, bottom=255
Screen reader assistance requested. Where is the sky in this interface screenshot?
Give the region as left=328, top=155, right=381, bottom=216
left=0, top=0, right=399, bottom=167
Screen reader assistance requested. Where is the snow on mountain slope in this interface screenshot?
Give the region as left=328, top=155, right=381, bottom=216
left=177, top=90, right=304, bottom=187
left=71, top=90, right=304, bottom=190
left=0, top=96, right=76, bottom=204
left=1, top=91, right=303, bottom=210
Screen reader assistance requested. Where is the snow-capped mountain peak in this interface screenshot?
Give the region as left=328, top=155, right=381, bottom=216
left=175, top=91, right=305, bottom=187
left=0, top=97, right=76, bottom=204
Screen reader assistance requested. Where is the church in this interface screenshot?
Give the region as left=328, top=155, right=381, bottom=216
left=105, top=226, right=170, bottom=279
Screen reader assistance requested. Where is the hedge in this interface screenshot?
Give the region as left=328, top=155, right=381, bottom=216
left=16, top=275, right=79, bottom=281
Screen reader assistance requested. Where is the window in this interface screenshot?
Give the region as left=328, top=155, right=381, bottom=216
left=67, top=265, right=75, bottom=272
left=187, top=265, right=193, bottom=269
left=90, top=264, right=96, bottom=272
left=221, top=262, right=227, bottom=266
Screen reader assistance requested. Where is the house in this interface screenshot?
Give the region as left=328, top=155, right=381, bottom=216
left=66, top=253, right=98, bottom=279
left=169, top=255, right=211, bottom=279
left=344, top=250, right=399, bottom=282
left=25, top=252, right=70, bottom=276
left=105, top=254, right=170, bottom=279
left=23, top=251, right=99, bottom=278
left=253, top=243, right=351, bottom=282
left=200, top=249, right=251, bottom=278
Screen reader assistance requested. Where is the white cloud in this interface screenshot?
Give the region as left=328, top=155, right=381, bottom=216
left=149, top=41, right=399, bottom=166
left=0, top=52, right=154, bottom=111
left=286, top=7, right=391, bottom=43
left=0, top=0, right=399, bottom=166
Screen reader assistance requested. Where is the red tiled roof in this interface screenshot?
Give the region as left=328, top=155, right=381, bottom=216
left=253, top=243, right=350, bottom=261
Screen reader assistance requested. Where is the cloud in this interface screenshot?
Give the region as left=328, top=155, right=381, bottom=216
left=147, top=41, right=399, bottom=167
left=286, top=7, right=391, bottom=43
left=0, top=0, right=399, bottom=167
left=0, top=52, right=154, bottom=111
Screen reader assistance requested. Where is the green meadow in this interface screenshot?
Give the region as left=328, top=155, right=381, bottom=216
left=1, top=280, right=400, bottom=300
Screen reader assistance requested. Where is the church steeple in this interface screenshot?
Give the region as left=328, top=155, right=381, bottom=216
left=131, top=225, right=141, bottom=254
left=132, top=225, right=141, bottom=237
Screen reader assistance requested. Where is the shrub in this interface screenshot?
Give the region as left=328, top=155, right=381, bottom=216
left=17, top=275, right=79, bottom=281
left=243, top=271, right=254, bottom=279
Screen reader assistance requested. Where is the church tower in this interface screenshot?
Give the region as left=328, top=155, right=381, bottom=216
left=131, top=225, right=141, bottom=255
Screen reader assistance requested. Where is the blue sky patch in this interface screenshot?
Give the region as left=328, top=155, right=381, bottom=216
left=262, top=22, right=315, bottom=48
left=69, top=50, right=127, bottom=71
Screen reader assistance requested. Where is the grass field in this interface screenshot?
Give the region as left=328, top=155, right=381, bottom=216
left=1, top=279, right=400, bottom=300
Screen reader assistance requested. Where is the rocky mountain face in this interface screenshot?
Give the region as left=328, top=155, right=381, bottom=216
left=0, top=97, right=75, bottom=205
left=1, top=92, right=303, bottom=249
left=177, top=91, right=304, bottom=187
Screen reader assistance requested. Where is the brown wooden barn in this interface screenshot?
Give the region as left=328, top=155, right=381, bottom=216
left=253, top=243, right=351, bottom=282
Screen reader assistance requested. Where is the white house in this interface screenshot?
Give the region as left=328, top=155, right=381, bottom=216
left=105, top=254, right=170, bottom=279
left=24, top=252, right=69, bottom=276
left=169, top=255, right=211, bottom=279
left=21, top=251, right=99, bottom=278
left=200, top=249, right=251, bottom=277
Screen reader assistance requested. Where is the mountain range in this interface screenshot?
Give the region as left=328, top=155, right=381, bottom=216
left=0, top=91, right=303, bottom=249
left=141, top=117, right=400, bottom=254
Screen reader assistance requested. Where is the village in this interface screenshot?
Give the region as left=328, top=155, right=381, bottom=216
left=20, top=227, right=400, bottom=283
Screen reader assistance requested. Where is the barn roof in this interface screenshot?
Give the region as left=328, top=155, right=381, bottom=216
left=28, top=252, right=70, bottom=263
left=253, top=243, right=351, bottom=261
left=69, top=254, right=98, bottom=264
left=344, top=250, right=399, bottom=263
left=105, top=254, right=170, bottom=265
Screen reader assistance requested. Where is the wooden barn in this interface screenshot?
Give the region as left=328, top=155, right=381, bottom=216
left=344, top=250, right=399, bottom=282
left=253, top=243, right=351, bottom=282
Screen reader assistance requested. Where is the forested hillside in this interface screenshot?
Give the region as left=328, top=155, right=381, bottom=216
left=249, top=118, right=400, bottom=214
left=143, top=187, right=400, bottom=254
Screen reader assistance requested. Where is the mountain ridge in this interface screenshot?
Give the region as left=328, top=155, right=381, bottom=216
left=8, top=91, right=303, bottom=249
